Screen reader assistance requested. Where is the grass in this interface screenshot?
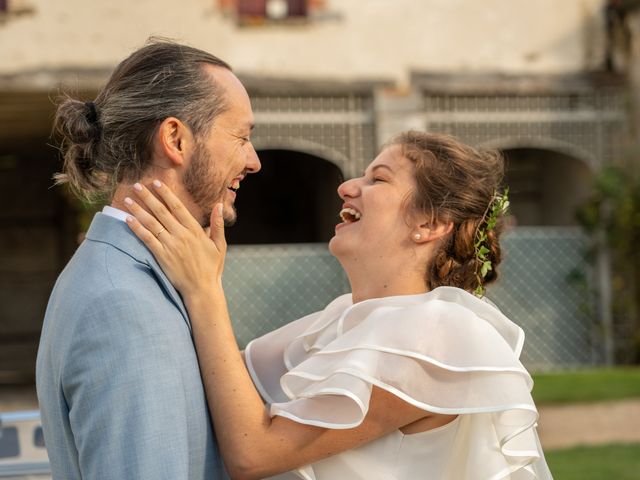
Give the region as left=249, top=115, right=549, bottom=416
left=531, top=367, right=640, bottom=405
left=545, top=443, right=640, bottom=480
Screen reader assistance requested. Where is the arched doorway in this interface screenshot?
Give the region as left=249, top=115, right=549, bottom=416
left=0, top=140, right=78, bottom=384
left=222, top=149, right=348, bottom=346
left=225, top=149, right=344, bottom=245
left=502, top=148, right=593, bottom=226
left=491, top=147, right=598, bottom=368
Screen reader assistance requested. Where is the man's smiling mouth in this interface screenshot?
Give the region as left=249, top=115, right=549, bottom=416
left=227, top=179, right=241, bottom=192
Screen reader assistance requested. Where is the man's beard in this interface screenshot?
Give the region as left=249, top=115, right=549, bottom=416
left=183, top=141, right=237, bottom=228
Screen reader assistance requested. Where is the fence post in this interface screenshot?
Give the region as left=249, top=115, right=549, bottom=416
left=596, top=202, right=615, bottom=366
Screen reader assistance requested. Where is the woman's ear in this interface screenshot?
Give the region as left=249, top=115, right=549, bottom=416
left=411, top=220, right=453, bottom=244
left=157, top=117, right=193, bottom=167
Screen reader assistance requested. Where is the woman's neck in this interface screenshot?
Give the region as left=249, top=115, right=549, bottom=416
left=343, top=263, right=429, bottom=304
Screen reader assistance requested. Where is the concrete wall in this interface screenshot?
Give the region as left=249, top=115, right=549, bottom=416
left=1, top=0, right=607, bottom=85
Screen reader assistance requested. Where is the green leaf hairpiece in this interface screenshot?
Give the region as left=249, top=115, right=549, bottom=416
left=473, top=188, right=509, bottom=297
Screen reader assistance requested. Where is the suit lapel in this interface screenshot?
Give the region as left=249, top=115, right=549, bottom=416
left=85, top=213, right=192, bottom=331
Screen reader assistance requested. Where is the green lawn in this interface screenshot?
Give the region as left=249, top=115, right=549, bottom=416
left=546, top=443, right=640, bottom=480
left=531, top=367, right=640, bottom=405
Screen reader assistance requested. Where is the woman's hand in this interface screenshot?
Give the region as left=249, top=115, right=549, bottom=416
left=124, top=180, right=226, bottom=299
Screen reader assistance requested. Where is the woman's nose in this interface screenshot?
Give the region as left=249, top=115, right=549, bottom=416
left=337, top=177, right=360, bottom=199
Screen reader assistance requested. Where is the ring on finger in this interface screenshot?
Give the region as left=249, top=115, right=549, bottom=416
left=155, top=228, right=165, bottom=238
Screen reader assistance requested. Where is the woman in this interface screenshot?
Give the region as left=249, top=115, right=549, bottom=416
left=125, top=131, right=552, bottom=479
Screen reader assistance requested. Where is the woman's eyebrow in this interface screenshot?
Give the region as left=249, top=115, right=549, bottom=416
left=369, top=164, right=394, bottom=175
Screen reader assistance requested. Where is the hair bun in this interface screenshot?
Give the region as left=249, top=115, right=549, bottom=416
left=53, top=96, right=102, bottom=198
left=55, top=97, right=100, bottom=145
left=84, top=101, right=99, bottom=125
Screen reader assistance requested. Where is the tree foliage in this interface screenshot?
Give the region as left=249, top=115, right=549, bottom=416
left=576, top=166, right=640, bottom=363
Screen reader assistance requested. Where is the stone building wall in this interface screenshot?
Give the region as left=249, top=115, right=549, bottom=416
left=1, top=0, right=607, bottom=83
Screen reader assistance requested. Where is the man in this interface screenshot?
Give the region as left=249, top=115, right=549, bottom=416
left=36, top=39, right=260, bottom=479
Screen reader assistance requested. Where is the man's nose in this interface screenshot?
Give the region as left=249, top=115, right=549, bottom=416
left=246, top=144, right=261, bottom=173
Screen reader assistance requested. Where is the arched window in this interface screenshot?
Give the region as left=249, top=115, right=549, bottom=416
left=503, top=148, right=593, bottom=226
left=225, top=149, right=344, bottom=244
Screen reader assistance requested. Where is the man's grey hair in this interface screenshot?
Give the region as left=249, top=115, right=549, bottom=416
left=53, top=38, right=231, bottom=202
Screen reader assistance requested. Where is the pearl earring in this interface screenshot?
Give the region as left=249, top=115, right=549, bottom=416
left=413, top=233, right=422, bottom=240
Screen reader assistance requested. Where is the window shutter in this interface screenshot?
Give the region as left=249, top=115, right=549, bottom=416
left=237, top=0, right=266, bottom=16
left=286, top=0, right=307, bottom=17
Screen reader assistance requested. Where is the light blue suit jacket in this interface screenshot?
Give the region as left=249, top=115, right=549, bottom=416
left=36, top=213, right=227, bottom=479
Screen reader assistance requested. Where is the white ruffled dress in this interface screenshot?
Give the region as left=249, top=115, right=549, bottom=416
left=245, top=286, right=553, bottom=479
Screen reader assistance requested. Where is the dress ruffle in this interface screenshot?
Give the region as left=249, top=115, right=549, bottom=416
left=245, top=287, right=552, bottom=479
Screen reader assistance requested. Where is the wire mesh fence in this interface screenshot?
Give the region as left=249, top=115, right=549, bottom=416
left=224, top=244, right=350, bottom=347
left=224, top=227, right=601, bottom=371
left=488, top=227, right=601, bottom=370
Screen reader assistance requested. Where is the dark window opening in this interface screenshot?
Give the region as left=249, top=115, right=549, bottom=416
left=33, top=426, right=45, bottom=448
left=226, top=149, right=343, bottom=244
left=0, top=426, right=20, bottom=458
left=503, top=148, right=592, bottom=226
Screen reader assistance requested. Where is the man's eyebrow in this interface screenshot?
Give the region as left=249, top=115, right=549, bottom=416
left=234, top=123, right=254, bottom=133
left=231, top=123, right=254, bottom=137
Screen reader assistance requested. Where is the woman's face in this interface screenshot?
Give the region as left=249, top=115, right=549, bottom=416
left=329, top=145, right=419, bottom=261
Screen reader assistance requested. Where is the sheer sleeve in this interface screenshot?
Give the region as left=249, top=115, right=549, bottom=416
left=245, top=287, right=551, bottom=479
left=244, top=294, right=353, bottom=404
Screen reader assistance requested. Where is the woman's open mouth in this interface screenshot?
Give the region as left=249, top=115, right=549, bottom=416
left=339, top=207, right=361, bottom=224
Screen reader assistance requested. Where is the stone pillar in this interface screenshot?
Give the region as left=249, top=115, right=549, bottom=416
left=373, top=87, right=425, bottom=149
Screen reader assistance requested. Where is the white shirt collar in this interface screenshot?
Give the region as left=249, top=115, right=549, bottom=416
left=102, top=205, right=130, bottom=222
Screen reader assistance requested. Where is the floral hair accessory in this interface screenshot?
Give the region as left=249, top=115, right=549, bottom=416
left=473, top=188, right=509, bottom=297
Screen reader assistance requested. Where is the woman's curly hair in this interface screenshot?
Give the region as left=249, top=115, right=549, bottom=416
left=387, top=131, right=506, bottom=293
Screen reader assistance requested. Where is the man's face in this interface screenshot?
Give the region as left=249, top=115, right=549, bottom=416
left=183, top=67, right=261, bottom=227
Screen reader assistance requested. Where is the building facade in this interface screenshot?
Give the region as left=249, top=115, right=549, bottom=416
left=0, top=0, right=626, bottom=378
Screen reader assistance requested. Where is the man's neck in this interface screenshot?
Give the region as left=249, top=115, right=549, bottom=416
left=111, top=179, right=205, bottom=226
left=111, top=183, right=136, bottom=213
